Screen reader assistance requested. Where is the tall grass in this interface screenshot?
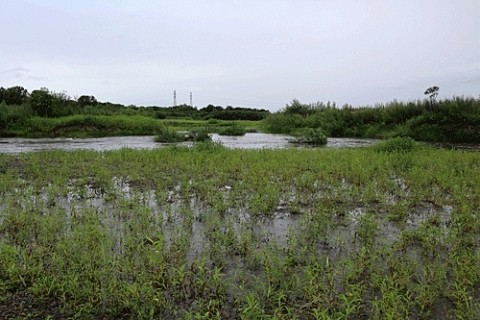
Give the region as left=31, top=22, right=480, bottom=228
left=3, top=115, right=165, bottom=137
left=263, top=96, right=480, bottom=143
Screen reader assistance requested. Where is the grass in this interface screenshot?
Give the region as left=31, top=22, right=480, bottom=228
left=0, top=146, right=479, bottom=318
left=161, top=119, right=260, bottom=134
left=0, top=115, right=262, bottom=138
left=3, top=115, right=165, bottom=138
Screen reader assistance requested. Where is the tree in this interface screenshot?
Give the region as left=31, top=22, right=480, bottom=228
left=77, top=95, right=98, bottom=107
left=424, top=86, right=439, bottom=110
left=0, top=87, right=5, bottom=103
left=30, top=88, right=54, bottom=117
left=4, top=86, right=29, bottom=105
left=284, top=99, right=313, bottom=116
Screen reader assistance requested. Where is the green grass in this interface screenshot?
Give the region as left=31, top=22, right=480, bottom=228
left=162, top=119, right=260, bottom=133
left=3, top=115, right=165, bottom=138
left=0, top=146, right=479, bottom=318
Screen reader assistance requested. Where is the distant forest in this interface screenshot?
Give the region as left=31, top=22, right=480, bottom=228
left=0, top=86, right=270, bottom=121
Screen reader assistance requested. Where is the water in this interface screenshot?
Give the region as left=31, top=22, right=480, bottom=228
left=0, top=133, right=379, bottom=153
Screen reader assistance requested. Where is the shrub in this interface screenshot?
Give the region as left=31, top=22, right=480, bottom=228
left=217, top=123, right=246, bottom=136
left=374, top=137, right=419, bottom=153
left=291, top=128, right=328, bottom=146
left=262, top=113, right=305, bottom=134
left=154, top=127, right=185, bottom=143
left=186, top=127, right=211, bottom=142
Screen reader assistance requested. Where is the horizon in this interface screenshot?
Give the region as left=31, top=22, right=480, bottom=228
left=2, top=83, right=479, bottom=111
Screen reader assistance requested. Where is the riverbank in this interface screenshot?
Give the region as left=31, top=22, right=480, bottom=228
left=0, top=145, right=479, bottom=319
left=0, top=114, right=262, bottom=138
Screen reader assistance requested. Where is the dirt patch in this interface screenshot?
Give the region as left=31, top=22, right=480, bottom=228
left=0, top=290, right=64, bottom=320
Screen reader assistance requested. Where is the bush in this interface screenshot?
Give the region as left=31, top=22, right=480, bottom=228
left=185, top=127, right=211, bottom=142
left=217, top=123, right=246, bottom=136
left=154, top=127, right=186, bottom=143
left=374, top=137, right=419, bottom=153
left=262, top=113, right=305, bottom=134
left=291, top=128, right=327, bottom=146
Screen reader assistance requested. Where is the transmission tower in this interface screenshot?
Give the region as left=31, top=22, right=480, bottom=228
left=190, top=92, right=193, bottom=107
left=173, top=90, right=177, bottom=107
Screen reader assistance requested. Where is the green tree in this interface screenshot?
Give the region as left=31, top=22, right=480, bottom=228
left=424, top=86, right=439, bottom=110
left=0, top=87, right=5, bottom=103
left=284, top=99, right=313, bottom=116
left=30, top=88, right=54, bottom=117
left=77, top=95, right=98, bottom=107
left=4, top=86, right=29, bottom=105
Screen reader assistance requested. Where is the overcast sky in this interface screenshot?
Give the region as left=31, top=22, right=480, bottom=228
left=1, top=0, right=479, bottom=110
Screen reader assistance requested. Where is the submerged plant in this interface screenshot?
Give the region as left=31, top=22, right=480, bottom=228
left=155, top=126, right=212, bottom=143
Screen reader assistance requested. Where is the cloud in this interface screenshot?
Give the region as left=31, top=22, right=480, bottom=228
left=1, top=67, right=30, bottom=78
left=1, top=66, right=47, bottom=81
left=1, top=67, right=30, bottom=73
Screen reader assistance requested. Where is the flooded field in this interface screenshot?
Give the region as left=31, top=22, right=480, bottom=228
left=0, top=133, right=378, bottom=153
left=0, top=146, right=479, bottom=319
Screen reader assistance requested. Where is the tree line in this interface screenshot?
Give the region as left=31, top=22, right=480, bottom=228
left=0, top=85, right=270, bottom=121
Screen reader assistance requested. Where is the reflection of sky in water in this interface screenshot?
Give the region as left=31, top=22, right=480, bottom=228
left=0, top=134, right=381, bottom=154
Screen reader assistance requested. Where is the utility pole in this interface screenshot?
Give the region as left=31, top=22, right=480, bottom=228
left=173, top=90, right=177, bottom=107
left=190, top=91, right=193, bottom=107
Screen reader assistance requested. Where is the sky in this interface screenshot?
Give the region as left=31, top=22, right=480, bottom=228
left=1, top=0, right=479, bottom=111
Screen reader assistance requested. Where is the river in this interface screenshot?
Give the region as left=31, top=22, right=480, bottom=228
left=0, top=133, right=379, bottom=153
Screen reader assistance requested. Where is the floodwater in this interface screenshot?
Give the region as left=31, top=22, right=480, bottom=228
left=0, top=133, right=379, bottom=153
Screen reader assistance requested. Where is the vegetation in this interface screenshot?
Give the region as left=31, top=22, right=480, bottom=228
left=0, top=146, right=479, bottom=318
left=374, top=137, right=419, bottom=153
left=1, top=114, right=164, bottom=138
left=290, top=127, right=328, bottom=146
left=0, top=85, right=268, bottom=138
left=217, top=122, right=247, bottom=136
left=1, top=85, right=480, bottom=144
left=154, top=127, right=212, bottom=143
left=154, top=127, right=187, bottom=143
left=262, top=96, right=480, bottom=143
